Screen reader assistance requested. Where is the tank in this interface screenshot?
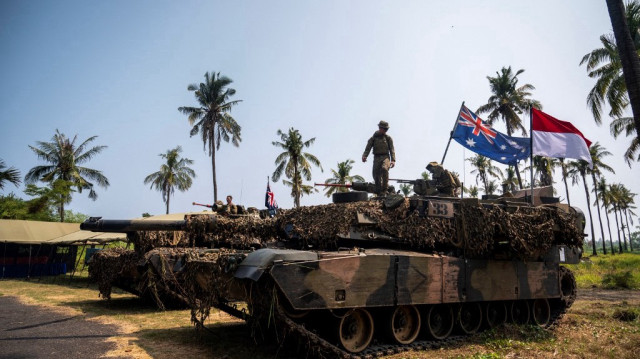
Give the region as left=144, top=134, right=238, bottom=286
left=82, top=186, right=583, bottom=356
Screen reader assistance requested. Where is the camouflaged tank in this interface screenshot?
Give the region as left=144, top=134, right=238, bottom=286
left=82, top=186, right=584, bottom=357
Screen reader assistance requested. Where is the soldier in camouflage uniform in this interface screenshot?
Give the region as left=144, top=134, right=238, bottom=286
left=362, top=121, right=395, bottom=196
left=426, top=161, right=458, bottom=197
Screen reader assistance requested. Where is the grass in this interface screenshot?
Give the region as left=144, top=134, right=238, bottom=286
left=567, top=252, right=640, bottom=289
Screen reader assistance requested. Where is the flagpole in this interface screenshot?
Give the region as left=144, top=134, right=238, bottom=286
left=529, top=107, right=534, bottom=205
left=441, top=101, right=465, bottom=165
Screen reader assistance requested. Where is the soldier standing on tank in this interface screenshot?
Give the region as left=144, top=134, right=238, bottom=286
left=362, top=121, right=395, bottom=196
left=426, top=161, right=458, bottom=197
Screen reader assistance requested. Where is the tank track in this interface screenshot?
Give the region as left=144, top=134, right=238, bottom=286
left=272, top=298, right=572, bottom=359
left=216, top=280, right=574, bottom=359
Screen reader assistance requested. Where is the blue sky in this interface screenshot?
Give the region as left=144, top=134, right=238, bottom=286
left=1, top=1, right=637, bottom=242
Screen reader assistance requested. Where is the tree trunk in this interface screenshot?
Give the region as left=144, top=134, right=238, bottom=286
left=294, top=160, right=300, bottom=208
left=506, top=123, right=523, bottom=189
left=619, top=208, right=628, bottom=251
left=591, top=173, right=607, bottom=253
left=561, top=160, right=571, bottom=206
left=604, top=204, right=614, bottom=255
left=582, top=173, right=598, bottom=255
left=481, top=172, right=488, bottom=195
left=165, top=185, right=170, bottom=215
left=514, top=164, right=523, bottom=189
left=59, top=202, right=65, bottom=223
left=613, top=205, right=623, bottom=253
left=606, top=0, right=640, bottom=139
left=211, top=127, right=218, bottom=203
left=625, top=209, right=634, bottom=251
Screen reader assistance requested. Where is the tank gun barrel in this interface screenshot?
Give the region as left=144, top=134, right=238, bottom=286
left=80, top=217, right=188, bottom=232
left=314, top=182, right=351, bottom=188
left=193, top=201, right=217, bottom=209
left=315, top=181, right=375, bottom=192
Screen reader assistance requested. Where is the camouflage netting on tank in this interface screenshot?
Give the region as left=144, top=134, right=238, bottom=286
left=460, top=203, right=583, bottom=259
left=87, top=244, right=247, bottom=310
left=275, top=199, right=583, bottom=259
left=185, top=214, right=279, bottom=249
left=276, top=200, right=456, bottom=250
left=88, top=248, right=140, bottom=299
left=128, top=230, right=189, bottom=255
left=181, top=249, right=247, bottom=329
left=457, top=202, right=504, bottom=257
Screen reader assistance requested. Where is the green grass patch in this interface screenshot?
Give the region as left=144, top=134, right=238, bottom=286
left=567, top=253, right=640, bottom=289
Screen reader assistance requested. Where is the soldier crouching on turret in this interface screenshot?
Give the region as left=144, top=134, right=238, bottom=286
left=362, top=121, right=395, bottom=196
left=426, top=161, right=461, bottom=197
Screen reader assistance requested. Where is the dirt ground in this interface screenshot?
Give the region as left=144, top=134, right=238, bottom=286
left=1, top=287, right=639, bottom=359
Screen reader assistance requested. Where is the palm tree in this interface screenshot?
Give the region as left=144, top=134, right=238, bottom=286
left=595, top=177, right=616, bottom=254
left=605, top=0, right=640, bottom=139
left=272, top=128, right=322, bottom=207
left=618, top=184, right=637, bottom=250
left=559, top=158, right=571, bottom=206
left=567, top=160, right=601, bottom=255
left=467, top=154, right=502, bottom=194
left=144, top=146, right=196, bottom=214
left=482, top=180, right=499, bottom=196
left=476, top=66, right=541, bottom=188
left=526, top=156, right=557, bottom=187
left=589, top=143, right=616, bottom=253
left=464, top=185, right=479, bottom=198
left=323, top=159, right=365, bottom=197
left=178, top=72, right=242, bottom=202
left=0, top=159, right=21, bottom=190
left=610, top=116, right=640, bottom=166
left=399, top=184, right=413, bottom=197
left=283, top=172, right=317, bottom=204
left=582, top=1, right=640, bottom=138
left=609, top=183, right=627, bottom=252
left=24, top=130, right=109, bottom=222
left=502, top=167, right=519, bottom=193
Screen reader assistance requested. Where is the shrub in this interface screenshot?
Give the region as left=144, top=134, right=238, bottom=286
left=601, top=270, right=636, bottom=289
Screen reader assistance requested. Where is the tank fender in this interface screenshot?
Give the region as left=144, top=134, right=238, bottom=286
left=234, top=248, right=318, bottom=281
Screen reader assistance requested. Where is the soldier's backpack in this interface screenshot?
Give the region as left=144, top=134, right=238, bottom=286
left=450, top=171, right=461, bottom=188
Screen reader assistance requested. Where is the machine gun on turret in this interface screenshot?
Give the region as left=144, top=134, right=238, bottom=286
left=389, top=178, right=438, bottom=196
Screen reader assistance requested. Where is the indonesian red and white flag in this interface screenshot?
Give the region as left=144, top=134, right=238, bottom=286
left=531, top=108, right=593, bottom=168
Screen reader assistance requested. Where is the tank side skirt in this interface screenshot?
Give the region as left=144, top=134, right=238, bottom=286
left=270, top=254, right=562, bottom=310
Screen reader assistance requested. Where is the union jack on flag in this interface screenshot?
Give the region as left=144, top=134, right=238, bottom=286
left=457, top=105, right=498, bottom=144
left=451, top=104, right=530, bottom=165
left=265, top=181, right=278, bottom=210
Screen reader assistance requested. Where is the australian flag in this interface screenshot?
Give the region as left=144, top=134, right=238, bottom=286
left=265, top=180, right=278, bottom=213
left=452, top=105, right=530, bottom=165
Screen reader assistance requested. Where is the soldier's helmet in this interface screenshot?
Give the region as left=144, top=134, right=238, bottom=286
left=426, top=161, right=442, bottom=171
left=378, top=120, right=390, bottom=129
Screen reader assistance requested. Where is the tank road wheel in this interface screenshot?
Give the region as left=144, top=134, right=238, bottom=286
left=426, top=304, right=454, bottom=340
left=531, top=298, right=551, bottom=327
left=332, top=191, right=369, bottom=204
left=457, top=303, right=483, bottom=334
left=510, top=300, right=530, bottom=324
left=485, top=302, right=507, bottom=328
left=388, top=305, right=421, bottom=344
left=338, top=308, right=374, bottom=353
